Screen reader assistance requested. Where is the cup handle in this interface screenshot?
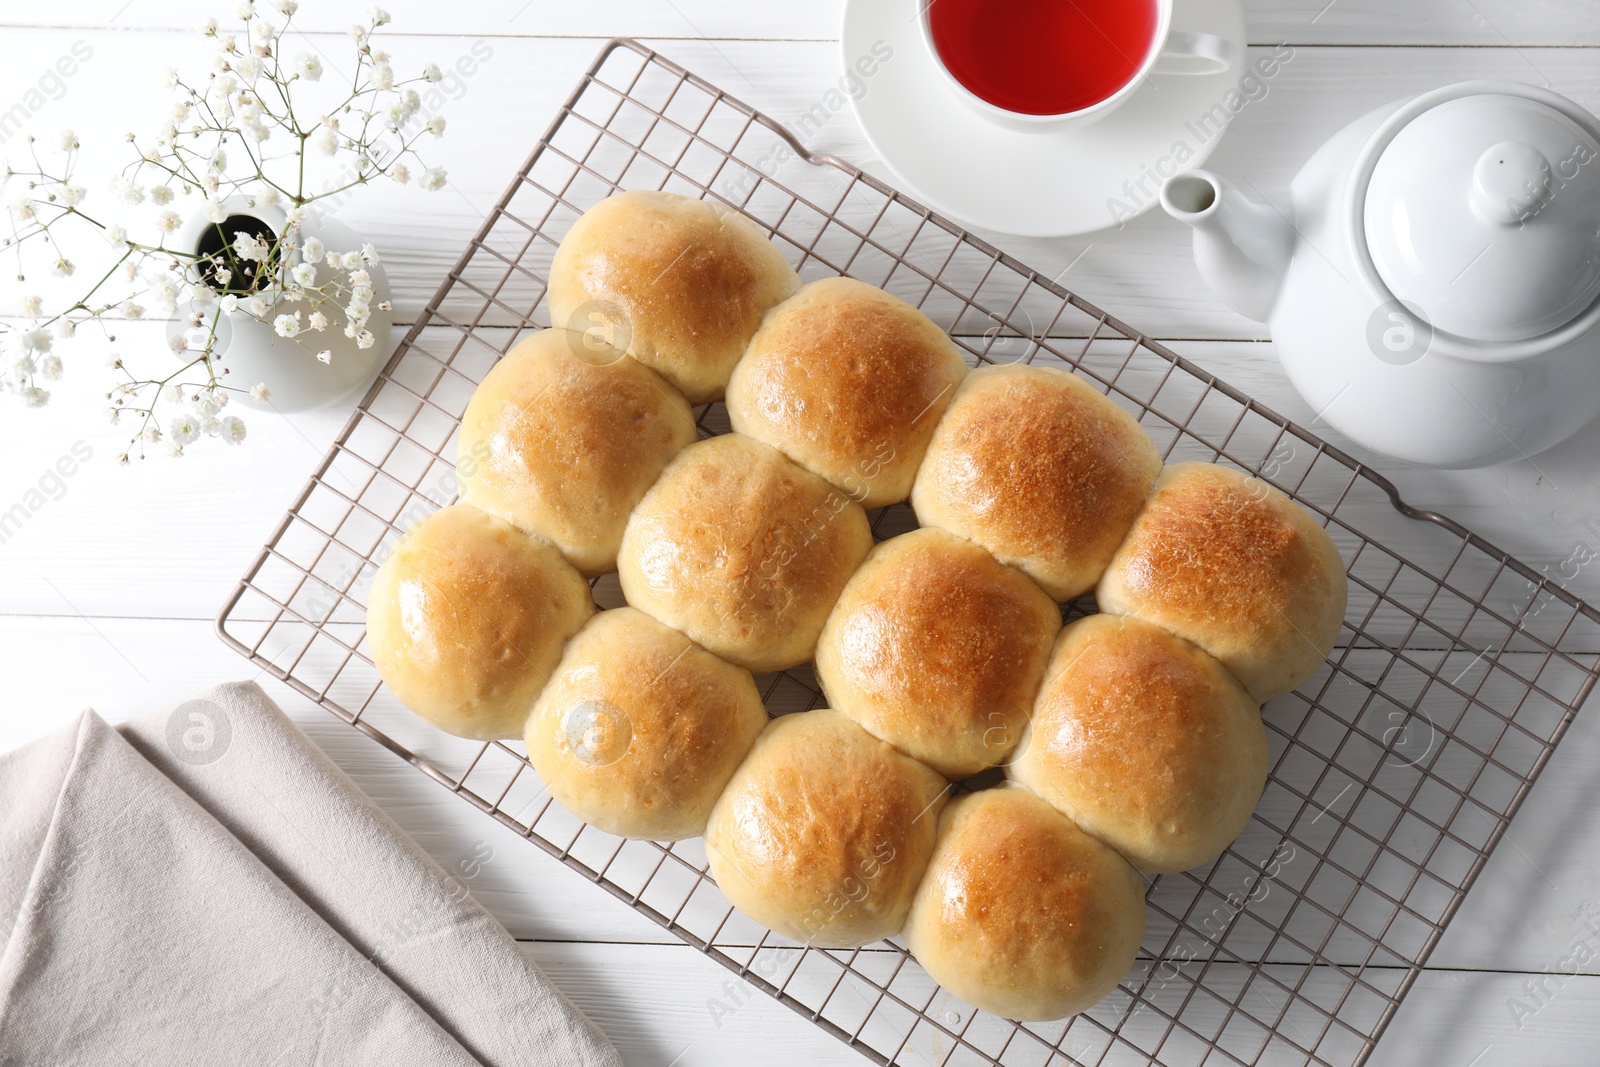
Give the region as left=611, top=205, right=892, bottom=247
left=1151, top=31, right=1235, bottom=76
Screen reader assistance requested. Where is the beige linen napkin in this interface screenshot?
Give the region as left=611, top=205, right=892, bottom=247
left=0, top=681, right=622, bottom=1067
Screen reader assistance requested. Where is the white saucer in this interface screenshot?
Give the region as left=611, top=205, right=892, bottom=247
left=841, top=0, right=1249, bottom=237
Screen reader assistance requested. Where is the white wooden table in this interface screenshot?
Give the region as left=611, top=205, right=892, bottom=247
left=4, top=2, right=1600, bottom=1064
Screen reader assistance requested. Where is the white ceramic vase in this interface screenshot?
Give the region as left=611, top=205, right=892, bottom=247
left=170, top=196, right=392, bottom=413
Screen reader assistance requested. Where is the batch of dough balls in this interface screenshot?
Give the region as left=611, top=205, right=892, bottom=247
left=367, top=188, right=1349, bottom=1023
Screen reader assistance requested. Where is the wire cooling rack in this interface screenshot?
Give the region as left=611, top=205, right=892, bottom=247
left=217, top=38, right=1600, bottom=1067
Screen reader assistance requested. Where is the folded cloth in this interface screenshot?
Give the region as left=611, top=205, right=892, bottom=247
left=0, top=681, right=622, bottom=1067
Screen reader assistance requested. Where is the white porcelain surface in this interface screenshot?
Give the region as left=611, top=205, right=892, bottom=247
left=1361, top=87, right=1600, bottom=342
left=844, top=0, right=1249, bottom=236
left=173, top=199, right=393, bottom=414
left=1165, top=81, right=1600, bottom=468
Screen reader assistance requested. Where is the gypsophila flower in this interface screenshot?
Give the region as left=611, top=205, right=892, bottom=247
left=4, top=5, right=447, bottom=450
left=233, top=231, right=268, bottom=261
left=169, top=415, right=200, bottom=447
left=220, top=415, right=247, bottom=444
left=105, top=407, right=121, bottom=424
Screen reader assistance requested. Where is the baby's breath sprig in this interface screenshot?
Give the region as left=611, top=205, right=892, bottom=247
left=1, top=2, right=447, bottom=460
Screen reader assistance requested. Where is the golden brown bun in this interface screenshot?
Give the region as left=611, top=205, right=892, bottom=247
left=617, top=433, right=873, bottom=673
left=1096, top=462, right=1347, bottom=702
left=458, top=329, right=697, bottom=577
left=546, top=190, right=801, bottom=403
left=366, top=504, right=595, bottom=741
left=525, top=608, right=767, bottom=840
left=725, top=277, right=968, bottom=509
left=910, top=363, right=1163, bottom=601
left=903, top=785, right=1145, bottom=1021
left=704, top=710, right=949, bottom=947
left=1009, top=615, right=1267, bottom=874
left=815, top=528, right=1062, bottom=779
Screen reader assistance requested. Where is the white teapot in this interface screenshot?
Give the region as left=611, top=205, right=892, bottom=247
left=1161, top=80, right=1600, bottom=468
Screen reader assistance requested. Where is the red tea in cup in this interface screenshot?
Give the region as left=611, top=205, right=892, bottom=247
left=928, top=0, right=1161, bottom=116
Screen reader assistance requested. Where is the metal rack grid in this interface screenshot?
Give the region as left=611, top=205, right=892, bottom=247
left=217, top=38, right=1600, bottom=1067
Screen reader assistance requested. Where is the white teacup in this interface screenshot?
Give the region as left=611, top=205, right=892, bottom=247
left=917, top=0, right=1235, bottom=131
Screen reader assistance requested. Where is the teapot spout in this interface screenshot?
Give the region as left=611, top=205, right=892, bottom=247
left=1161, top=171, right=1293, bottom=323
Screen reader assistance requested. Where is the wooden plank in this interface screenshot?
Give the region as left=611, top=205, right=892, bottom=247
left=5, top=33, right=1600, bottom=341
left=526, top=942, right=1600, bottom=1065
left=4, top=0, right=1599, bottom=47
left=3, top=317, right=1595, bottom=624
left=8, top=31, right=1600, bottom=345
left=1, top=615, right=1597, bottom=978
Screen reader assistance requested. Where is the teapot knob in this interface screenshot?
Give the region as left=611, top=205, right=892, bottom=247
left=1470, top=141, right=1553, bottom=225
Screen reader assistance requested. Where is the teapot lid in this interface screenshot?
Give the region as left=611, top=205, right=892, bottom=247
left=1361, top=82, right=1600, bottom=343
